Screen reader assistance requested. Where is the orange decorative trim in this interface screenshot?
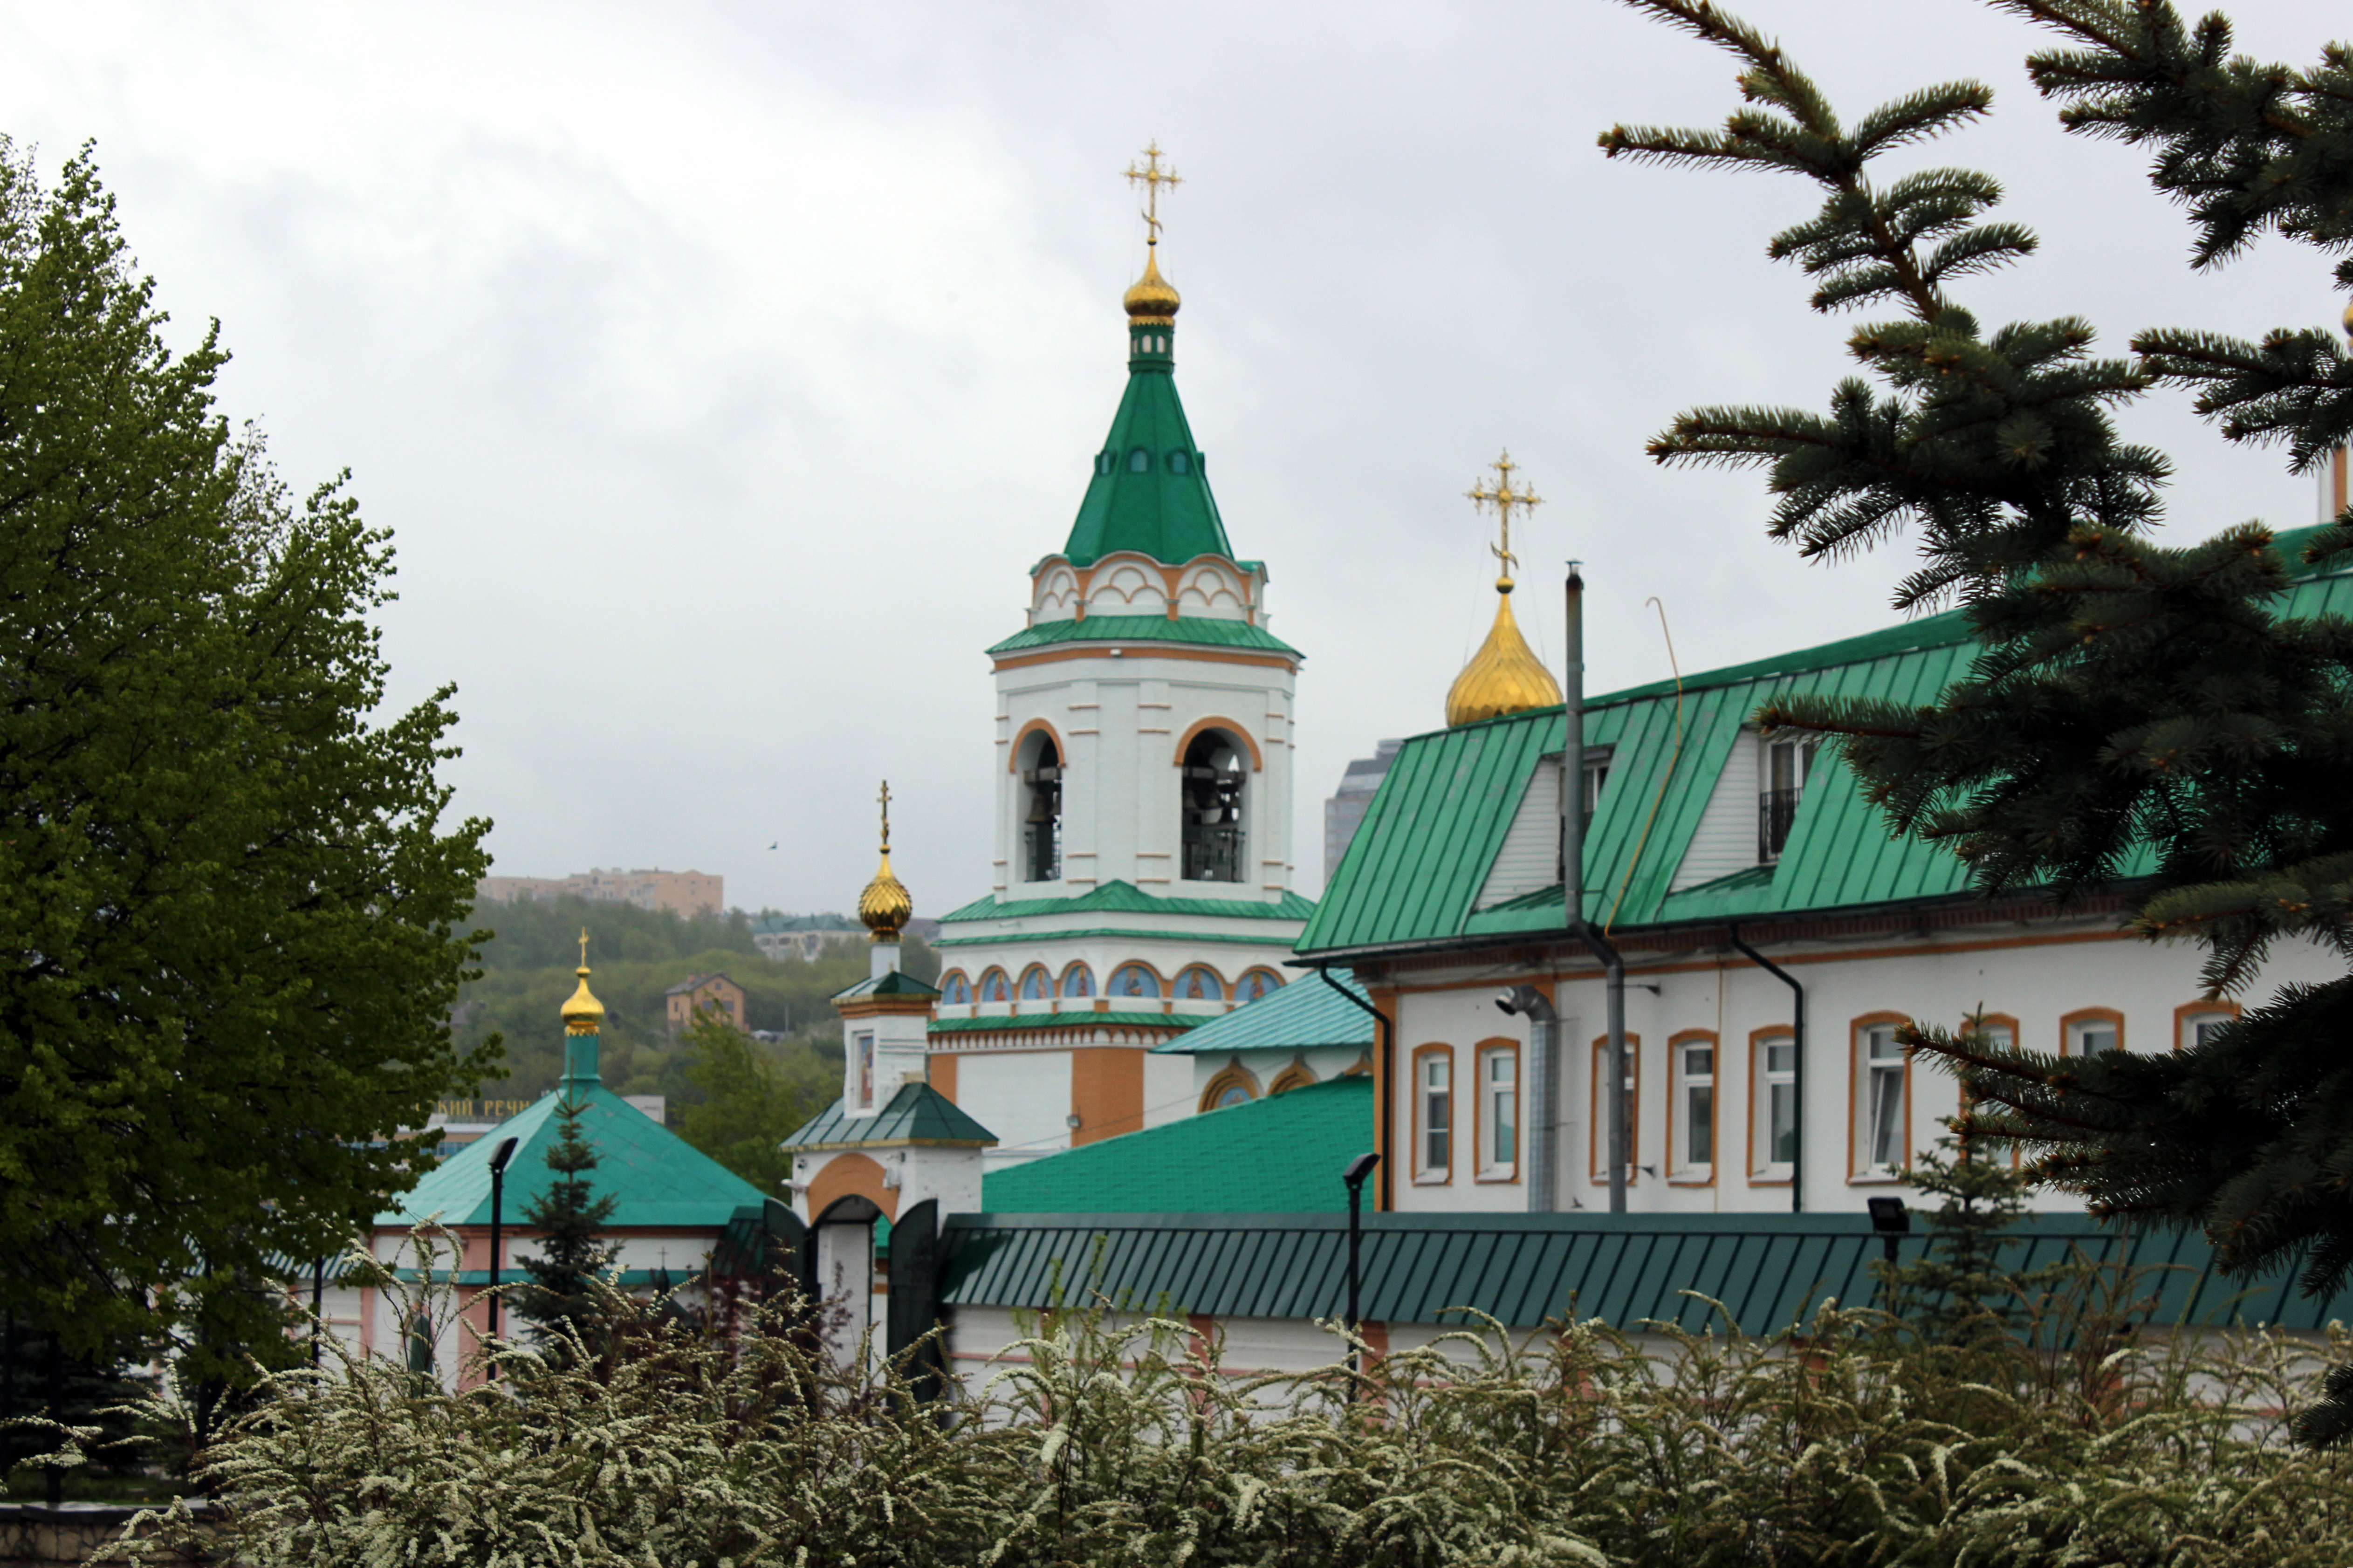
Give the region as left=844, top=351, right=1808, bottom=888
left=927, top=1053, right=958, bottom=1104
left=1269, top=1056, right=1318, bottom=1095
left=805, top=1152, right=898, bottom=1224
left=1472, top=1037, right=1521, bottom=1185
left=2058, top=1006, right=2127, bottom=1056
left=1744, top=1024, right=1795, bottom=1186
left=1172, top=716, right=1266, bottom=772
left=1200, top=1057, right=1261, bottom=1113
left=1667, top=1029, right=1719, bottom=1186
left=1847, top=1011, right=1913, bottom=1184
left=1070, top=1047, right=1144, bottom=1146
left=1008, top=717, right=1066, bottom=774
left=2171, top=997, right=2241, bottom=1053
left=1410, top=1042, right=1456, bottom=1184
left=1588, top=1033, right=1643, bottom=1185
left=1956, top=1012, right=2022, bottom=1166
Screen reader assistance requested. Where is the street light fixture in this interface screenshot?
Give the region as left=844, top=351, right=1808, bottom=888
left=1867, top=1196, right=1909, bottom=1312
left=486, top=1136, right=520, bottom=1340
left=1341, top=1151, right=1381, bottom=1383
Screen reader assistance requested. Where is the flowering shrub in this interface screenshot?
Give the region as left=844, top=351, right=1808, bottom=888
left=76, top=1239, right=2353, bottom=1567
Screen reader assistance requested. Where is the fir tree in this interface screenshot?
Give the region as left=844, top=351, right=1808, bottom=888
left=1608, top=0, right=2353, bottom=1441
left=1881, top=1120, right=2070, bottom=1349
left=512, top=1100, right=617, bottom=1355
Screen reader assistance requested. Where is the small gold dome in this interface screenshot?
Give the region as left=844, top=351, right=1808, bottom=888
left=561, top=966, right=605, bottom=1035
left=858, top=849, right=913, bottom=941
left=1123, top=244, right=1180, bottom=323
left=1446, top=579, right=1563, bottom=727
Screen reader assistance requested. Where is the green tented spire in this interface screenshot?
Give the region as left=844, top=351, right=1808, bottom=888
left=1058, top=239, right=1235, bottom=568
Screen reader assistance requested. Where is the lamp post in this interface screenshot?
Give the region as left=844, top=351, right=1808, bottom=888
left=1867, top=1196, right=1909, bottom=1314
left=1342, top=1152, right=1381, bottom=1383
left=486, top=1136, right=520, bottom=1340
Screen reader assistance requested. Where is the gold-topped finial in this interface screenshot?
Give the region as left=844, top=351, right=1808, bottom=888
left=858, top=779, right=913, bottom=941
left=1121, top=142, right=1183, bottom=323
left=1447, top=452, right=1564, bottom=728
left=561, top=926, right=605, bottom=1034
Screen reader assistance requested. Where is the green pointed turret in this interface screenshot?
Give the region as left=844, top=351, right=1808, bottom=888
left=1058, top=242, right=1235, bottom=568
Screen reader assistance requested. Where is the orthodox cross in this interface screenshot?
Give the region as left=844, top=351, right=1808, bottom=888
left=878, top=779, right=893, bottom=851
left=577, top=927, right=590, bottom=969
left=1467, top=450, right=1543, bottom=581
left=1125, top=141, right=1181, bottom=243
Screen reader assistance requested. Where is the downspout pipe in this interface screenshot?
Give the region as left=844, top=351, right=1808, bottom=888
left=1495, top=986, right=1557, bottom=1211
left=1729, top=924, right=1804, bottom=1213
left=1317, top=965, right=1393, bottom=1214
left=1561, top=564, right=1631, bottom=1213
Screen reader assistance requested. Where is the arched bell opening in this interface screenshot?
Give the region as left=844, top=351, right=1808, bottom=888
left=1019, top=732, right=1063, bottom=883
left=1180, top=728, right=1247, bottom=883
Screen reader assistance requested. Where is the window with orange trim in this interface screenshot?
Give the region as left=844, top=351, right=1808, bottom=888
left=2176, top=1000, right=2238, bottom=1052
left=1956, top=1013, right=2020, bottom=1167
left=1475, top=1041, right=1519, bottom=1182
left=1412, top=1044, right=1455, bottom=1183
left=1588, top=1034, right=1642, bottom=1184
left=1200, top=1059, right=1259, bottom=1112
left=1669, top=1031, right=1717, bottom=1183
left=1851, top=1013, right=1911, bottom=1181
left=2060, top=1007, right=2125, bottom=1056
left=1749, top=1028, right=1796, bottom=1182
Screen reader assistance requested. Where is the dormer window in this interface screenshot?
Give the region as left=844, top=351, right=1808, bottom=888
left=1168, top=450, right=1190, bottom=474
left=1180, top=729, right=1247, bottom=883
left=1129, top=447, right=1150, bottom=472
left=1758, top=736, right=1817, bottom=862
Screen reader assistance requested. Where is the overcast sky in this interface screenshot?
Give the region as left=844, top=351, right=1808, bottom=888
left=0, top=1, right=2341, bottom=917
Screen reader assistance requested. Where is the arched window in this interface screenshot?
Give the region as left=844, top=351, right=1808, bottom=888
left=2176, top=1000, right=2238, bottom=1052
left=1109, top=963, right=1162, bottom=1000
left=940, top=972, right=971, bottom=1007
left=1200, top=1058, right=1259, bottom=1112
left=2060, top=1007, right=2125, bottom=1056
left=1018, top=966, right=1050, bottom=1001
left=1167, top=449, right=1191, bottom=474
left=1173, top=965, right=1224, bottom=1002
left=1235, top=969, right=1283, bottom=1003
left=1129, top=447, right=1150, bottom=473
left=1180, top=728, right=1247, bottom=883
left=1269, top=1057, right=1317, bottom=1095
left=1017, top=729, right=1062, bottom=883
left=1058, top=963, right=1096, bottom=1000
left=979, top=968, right=1011, bottom=1005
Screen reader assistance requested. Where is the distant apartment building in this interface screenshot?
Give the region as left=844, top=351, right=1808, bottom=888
left=665, top=972, right=747, bottom=1032
left=1323, top=739, right=1403, bottom=886
left=476, top=866, right=723, bottom=918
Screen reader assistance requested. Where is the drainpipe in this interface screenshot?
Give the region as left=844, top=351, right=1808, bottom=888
left=1496, top=986, right=1558, bottom=1211
left=1561, top=564, right=1631, bottom=1213
left=1318, top=965, right=1393, bottom=1213
left=1729, top=924, right=1804, bottom=1213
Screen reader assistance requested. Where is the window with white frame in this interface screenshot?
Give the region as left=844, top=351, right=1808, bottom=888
left=2179, top=1007, right=2235, bottom=1052
left=1417, top=1050, right=1453, bottom=1180
left=2064, top=1011, right=2122, bottom=1055
left=1674, top=1036, right=1715, bottom=1178
left=1753, top=1033, right=1797, bottom=1178
left=855, top=1030, right=876, bottom=1110
left=1855, top=1020, right=1907, bottom=1178
left=1589, top=1036, right=1640, bottom=1182
left=1478, top=1044, right=1518, bottom=1178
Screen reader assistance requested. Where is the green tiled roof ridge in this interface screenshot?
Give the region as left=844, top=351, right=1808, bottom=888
left=1060, top=355, right=1235, bottom=567
left=987, top=615, right=1300, bottom=658
left=781, top=1081, right=999, bottom=1152
left=939, top=880, right=1316, bottom=924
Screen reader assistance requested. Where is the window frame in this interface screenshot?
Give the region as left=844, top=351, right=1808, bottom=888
left=1474, top=1039, right=1521, bottom=1184
left=2173, top=999, right=2240, bottom=1053
left=1746, top=1025, right=1797, bottom=1185
left=1848, top=1012, right=1913, bottom=1183
left=1668, top=1029, right=1719, bottom=1185
left=2059, top=1006, right=2126, bottom=1057
left=854, top=1030, right=876, bottom=1111
left=1411, top=1043, right=1456, bottom=1185
left=1955, top=1012, right=2022, bottom=1167
left=1588, top=1033, right=1644, bottom=1186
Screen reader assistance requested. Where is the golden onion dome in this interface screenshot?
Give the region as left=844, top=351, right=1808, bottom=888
left=858, top=849, right=913, bottom=941
left=561, top=963, right=605, bottom=1036
left=1446, top=577, right=1563, bottom=727
left=1123, top=244, right=1181, bottom=323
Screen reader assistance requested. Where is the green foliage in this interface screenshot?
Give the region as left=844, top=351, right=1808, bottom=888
left=0, top=1320, right=151, bottom=1487
left=510, top=1100, right=617, bottom=1353
left=0, top=138, right=494, bottom=1374
left=113, top=1254, right=2353, bottom=1567
left=1609, top=0, right=2353, bottom=1441
left=1880, top=1119, right=2074, bottom=1348
left=677, top=1009, right=833, bottom=1194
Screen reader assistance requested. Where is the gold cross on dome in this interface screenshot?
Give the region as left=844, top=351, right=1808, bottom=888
left=1468, top=450, right=1544, bottom=581
left=1125, top=141, right=1181, bottom=243
left=577, top=927, right=590, bottom=969
left=877, top=779, right=893, bottom=850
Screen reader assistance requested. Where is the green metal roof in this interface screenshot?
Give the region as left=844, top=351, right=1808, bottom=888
left=1300, top=529, right=2353, bottom=955
left=939, top=880, right=1316, bottom=925
left=832, top=968, right=940, bottom=1001
left=381, top=1078, right=767, bottom=1231
left=781, top=1081, right=999, bottom=1153
left=1058, top=333, right=1234, bottom=568
left=935, top=926, right=1307, bottom=951
left=1152, top=968, right=1371, bottom=1055
left=928, top=1009, right=1198, bottom=1036
left=940, top=1210, right=2353, bottom=1332
left=987, top=615, right=1299, bottom=659
left=977, top=1077, right=1372, bottom=1215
